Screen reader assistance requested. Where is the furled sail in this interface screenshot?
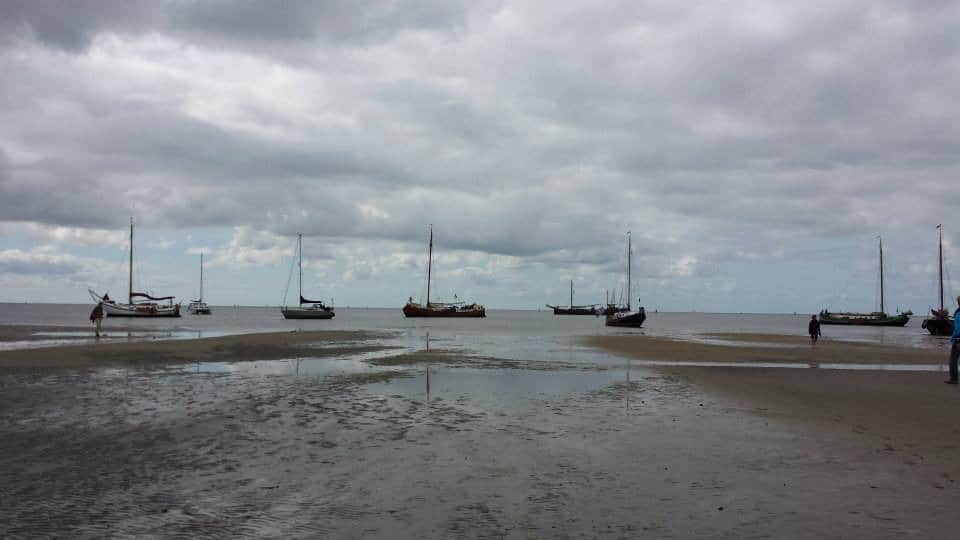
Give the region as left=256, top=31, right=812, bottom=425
left=131, top=292, right=175, bottom=301
left=300, top=295, right=326, bottom=305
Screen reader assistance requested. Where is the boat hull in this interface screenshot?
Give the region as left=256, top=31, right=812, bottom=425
left=403, top=304, right=486, bottom=318
left=921, top=317, right=954, bottom=336
left=818, top=312, right=910, bottom=326
left=104, top=302, right=181, bottom=318
left=187, top=302, right=211, bottom=315
left=281, top=307, right=335, bottom=319
left=605, top=309, right=646, bottom=327
left=548, top=305, right=598, bottom=316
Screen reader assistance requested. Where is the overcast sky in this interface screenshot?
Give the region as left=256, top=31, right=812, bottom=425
left=1, top=0, right=958, bottom=312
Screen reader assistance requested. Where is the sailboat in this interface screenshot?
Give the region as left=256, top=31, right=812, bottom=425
left=402, top=225, right=486, bottom=317
left=605, top=232, right=646, bottom=327
left=547, top=280, right=599, bottom=315
left=922, top=224, right=954, bottom=336
left=820, top=237, right=911, bottom=326
left=88, top=218, right=181, bottom=317
left=187, top=253, right=212, bottom=315
left=281, top=234, right=335, bottom=319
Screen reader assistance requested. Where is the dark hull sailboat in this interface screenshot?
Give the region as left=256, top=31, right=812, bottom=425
left=818, top=311, right=909, bottom=327
left=403, top=225, right=485, bottom=318
left=922, top=225, right=954, bottom=336
left=606, top=307, right=647, bottom=327
left=921, top=311, right=954, bottom=335
left=605, top=232, right=646, bottom=328
left=281, top=234, right=335, bottom=320
left=547, top=280, right=598, bottom=315
left=820, top=237, right=910, bottom=327
left=403, top=303, right=485, bottom=317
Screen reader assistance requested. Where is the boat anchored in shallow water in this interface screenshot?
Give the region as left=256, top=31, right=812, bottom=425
left=820, top=236, right=910, bottom=327
left=402, top=225, right=485, bottom=318
left=547, top=280, right=599, bottom=315
left=88, top=218, right=180, bottom=318
left=605, top=232, right=646, bottom=328
left=281, top=234, right=334, bottom=320
left=922, top=224, right=954, bottom=336
left=187, top=253, right=211, bottom=315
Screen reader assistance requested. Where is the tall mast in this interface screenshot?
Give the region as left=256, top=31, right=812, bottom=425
left=938, top=224, right=944, bottom=311
left=627, top=232, right=632, bottom=311
left=199, top=253, right=204, bottom=302
left=426, top=225, right=433, bottom=307
left=879, top=236, right=885, bottom=315
left=570, top=280, right=573, bottom=308
left=298, top=233, right=303, bottom=304
left=128, top=217, right=134, bottom=304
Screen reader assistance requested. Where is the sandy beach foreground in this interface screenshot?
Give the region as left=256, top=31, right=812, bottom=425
left=2, top=329, right=958, bottom=538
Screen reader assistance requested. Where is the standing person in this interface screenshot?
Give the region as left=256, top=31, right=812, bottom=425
left=89, top=301, right=104, bottom=338
left=808, top=314, right=821, bottom=344
left=947, top=295, right=960, bottom=385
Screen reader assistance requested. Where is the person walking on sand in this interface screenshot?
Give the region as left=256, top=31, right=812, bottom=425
left=946, top=295, right=960, bottom=385
left=808, top=314, right=821, bottom=344
left=89, top=301, right=104, bottom=338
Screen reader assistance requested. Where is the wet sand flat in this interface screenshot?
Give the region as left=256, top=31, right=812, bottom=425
left=0, top=329, right=388, bottom=371
left=584, top=332, right=945, bottom=364
left=2, top=332, right=959, bottom=538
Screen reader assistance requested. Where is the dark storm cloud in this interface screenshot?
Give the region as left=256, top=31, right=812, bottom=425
left=0, top=0, right=476, bottom=52
left=0, top=0, right=158, bottom=51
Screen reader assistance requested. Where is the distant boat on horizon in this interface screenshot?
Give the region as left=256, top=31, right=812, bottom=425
left=820, top=236, right=910, bottom=326
left=547, top=280, right=599, bottom=315
left=605, top=232, right=646, bottom=328
left=88, top=218, right=181, bottom=317
left=922, top=224, right=954, bottom=336
left=281, top=234, right=335, bottom=320
left=187, top=253, right=211, bottom=315
left=403, top=225, right=485, bottom=318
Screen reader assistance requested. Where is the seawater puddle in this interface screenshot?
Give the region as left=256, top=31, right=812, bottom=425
left=366, top=366, right=630, bottom=407
left=174, top=345, right=416, bottom=376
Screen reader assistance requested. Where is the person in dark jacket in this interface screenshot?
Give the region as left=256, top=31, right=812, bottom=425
left=808, top=315, right=821, bottom=344
left=947, top=296, right=960, bottom=385
left=89, top=301, right=104, bottom=337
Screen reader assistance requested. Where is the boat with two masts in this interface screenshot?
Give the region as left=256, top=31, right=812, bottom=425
left=605, top=232, right=646, bottom=327
left=819, top=237, right=910, bottom=326
left=187, top=253, right=212, bottom=315
left=922, top=224, right=954, bottom=336
left=547, top=280, right=599, bottom=315
left=403, top=225, right=485, bottom=318
left=88, top=218, right=181, bottom=317
left=281, top=234, right=335, bottom=319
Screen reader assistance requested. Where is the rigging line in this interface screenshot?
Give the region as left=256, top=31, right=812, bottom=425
left=280, top=235, right=298, bottom=307
left=95, top=241, right=130, bottom=296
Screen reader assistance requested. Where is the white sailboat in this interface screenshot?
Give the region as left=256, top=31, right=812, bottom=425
left=88, top=218, right=181, bottom=317
left=281, top=233, right=335, bottom=320
left=187, top=253, right=211, bottom=315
